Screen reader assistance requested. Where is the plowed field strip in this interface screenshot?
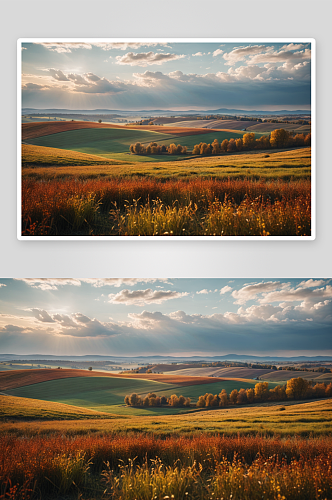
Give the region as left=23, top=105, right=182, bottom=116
left=22, top=121, right=217, bottom=140
left=0, top=369, right=226, bottom=391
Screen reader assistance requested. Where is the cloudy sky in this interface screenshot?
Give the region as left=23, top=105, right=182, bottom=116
left=0, top=278, right=330, bottom=357
left=21, top=41, right=311, bottom=110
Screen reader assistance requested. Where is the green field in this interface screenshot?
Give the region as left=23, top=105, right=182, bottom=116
left=24, top=127, right=257, bottom=163
left=154, top=379, right=268, bottom=401
left=6, top=375, right=279, bottom=417
left=8, top=376, right=178, bottom=414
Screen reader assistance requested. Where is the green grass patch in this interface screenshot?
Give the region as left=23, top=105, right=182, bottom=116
left=24, top=128, right=178, bottom=161
left=23, top=127, right=267, bottom=164
left=8, top=376, right=177, bottom=414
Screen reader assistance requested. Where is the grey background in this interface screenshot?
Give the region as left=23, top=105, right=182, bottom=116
left=1, top=0, right=330, bottom=278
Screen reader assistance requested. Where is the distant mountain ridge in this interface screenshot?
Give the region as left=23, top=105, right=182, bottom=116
left=22, top=107, right=311, bottom=117
left=1, top=353, right=330, bottom=362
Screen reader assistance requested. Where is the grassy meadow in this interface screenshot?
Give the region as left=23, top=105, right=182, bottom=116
left=21, top=121, right=312, bottom=237
left=1, top=368, right=331, bottom=499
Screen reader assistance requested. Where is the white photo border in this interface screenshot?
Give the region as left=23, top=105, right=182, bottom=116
left=17, top=37, right=316, bottom=241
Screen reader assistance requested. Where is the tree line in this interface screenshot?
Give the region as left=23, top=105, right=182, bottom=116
left=129, top=130, right=311, bottom=157
left=129, top=142, right=187, bottom=155
left=192, top=130, right=311, bottom=156
left=124, top=392, right=191, bottom=407
left=124, top=378, right=332, bottom=408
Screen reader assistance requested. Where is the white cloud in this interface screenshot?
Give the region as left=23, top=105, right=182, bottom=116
left=108, top=288, right=188, bottom=306
left=0, top=284, right=6, bottom=288
left=193, top=52, right=205, bottom=57
left=280, top=43, right=305, bottom=51
left=48, top=69, right=69, bottom=82
left=94, top=42, right=171, bottom=51
left=39, top=42, right=93, bottom=53
left=220, top=286, right=232, bottom=295
left=116, top=51, right=185, bottom=67
left=16, top=279, right=82, bottom=291
left=249, top=48, right=311, bottom=65
left=82, top=278, right=171, bottom=288
left=223, top=45, right=271, bottom=65
left=196, top=289, right=209, bottom=295
left=260, top=285, right=332, bottom=305
left=31, top=309, right=56, bottom=323
left=213, top=49, right=224, bottom=57
left=232, top=281, right=287, bottom=304
left=297, top=279, right=327, bottom=289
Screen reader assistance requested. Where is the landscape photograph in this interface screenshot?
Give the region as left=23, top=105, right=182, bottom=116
left=19, top=39, right=313, bottom=238
left=1, top=277, right=331, bottom=499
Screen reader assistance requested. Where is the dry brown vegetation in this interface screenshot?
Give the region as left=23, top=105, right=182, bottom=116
left=1, top=433, right=331, bottom=499
left=21, top=177, right=311, bottom=236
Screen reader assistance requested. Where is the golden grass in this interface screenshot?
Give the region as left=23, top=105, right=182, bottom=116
left=21, top=177, right=311, bottom=236
left=23, top=147, right=311, bottom=180
left=1, top=398, right=331, bottom=437
left=1, top=433, right=331, bottom=500
left=0, top=395, right=121, bottom=421
left=22, top=144, right=128, bottom=166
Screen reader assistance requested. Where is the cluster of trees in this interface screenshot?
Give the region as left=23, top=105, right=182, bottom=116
left=129, top=142, right=187, bottom=155
left=125, top=378, right=332, bottom=410
left=278, top=365, right=332, bottom=373
left=197, top=379, right=332, bottom=408
left=251, top=363, right=277, bottom=370
left=263, top=118, right=310, bottom=125
left=124, top=392, right=191, bottom=407
left=192, top=130, right=311, bottom=156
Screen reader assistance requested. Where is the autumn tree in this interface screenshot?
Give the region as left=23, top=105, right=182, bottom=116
left=227, top=138, right=237, bottom=152
left=200, top=143, right=211, bottom=155
left=325, top=383, right=332, bottom=397
left=128, top=393, right=142, bottom=406
left=286, top=377, right=309, bottom=400
left=243, top=133, right=256, bottom=149
left=133, top=142, right=143, bottom=154
left=246, top=388, right=255, bottom=404
left=293, top=133, right=305, bottom=147
left=235, top=138, right=243, bottom=151
left=229, top=389, right=239, bottom=404
left=220, top=139, right=229, bottom=152
left=254, top=382, right=269, bottom=402
left=197, top=395, right=206, bottom=407
left=219, top=389, right=228, bottom=407
left=312, top=383, right=326, bottom=398
left=192, top=143, right=201, bottom=155
left=270, top=129, right=290, bottom=148
left=236, top=388, right=247, bottom=405
left=269, top=385, right=286, bottom=401
left=304, top=133, right=311, bottom=146
left=212, top=139, right=220, bottom=155
left=255, top=135, right=270, bottom=150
